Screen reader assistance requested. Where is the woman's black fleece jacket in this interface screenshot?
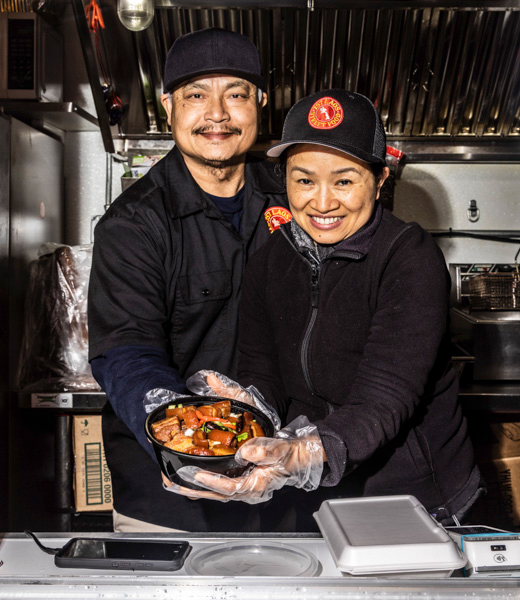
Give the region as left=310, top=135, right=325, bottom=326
left=237, top=203, right=482, bottom=524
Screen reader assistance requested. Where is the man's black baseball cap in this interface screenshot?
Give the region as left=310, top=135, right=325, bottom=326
left=267, top=89, right=386, bottom=165
left=163, top=28, right=265, bottom=93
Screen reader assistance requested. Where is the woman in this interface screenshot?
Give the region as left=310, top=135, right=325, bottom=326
left=168, top=90, right=483, bottom=530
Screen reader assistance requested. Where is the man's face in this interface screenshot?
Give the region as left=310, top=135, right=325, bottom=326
left=161, top=74, right=266, bottom=168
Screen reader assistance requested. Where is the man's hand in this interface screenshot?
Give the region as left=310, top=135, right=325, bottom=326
left=160, top=451, right=277, bottom=503
left=161, top=473, right=224, bottom=500
left=186, top=370, right=281, bottom=430
left=187, top=370, right=257, bottom=406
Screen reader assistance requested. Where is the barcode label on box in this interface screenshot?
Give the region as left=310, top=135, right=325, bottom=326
left=85, top=442, right=103, bottom=505
left=73, top=416, right=113, bottom=512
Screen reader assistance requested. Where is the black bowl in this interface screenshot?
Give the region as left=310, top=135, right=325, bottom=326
left=145, top=396, right=274, bottom=490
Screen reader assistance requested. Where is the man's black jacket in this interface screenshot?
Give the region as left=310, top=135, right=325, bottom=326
left=88, top=146, right=287, bottom=530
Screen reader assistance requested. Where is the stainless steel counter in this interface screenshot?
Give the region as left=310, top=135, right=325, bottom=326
left=1, top=532, right=520, bottom=599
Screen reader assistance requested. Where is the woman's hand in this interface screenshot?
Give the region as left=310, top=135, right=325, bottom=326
left=162, top=416, right=324, bottom=504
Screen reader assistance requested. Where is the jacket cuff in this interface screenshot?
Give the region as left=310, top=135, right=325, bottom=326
left=316, top=422, right=348, bottom=487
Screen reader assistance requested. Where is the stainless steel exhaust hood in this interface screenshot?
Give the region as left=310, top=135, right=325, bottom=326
left=73, top=1, right=520, bottom=159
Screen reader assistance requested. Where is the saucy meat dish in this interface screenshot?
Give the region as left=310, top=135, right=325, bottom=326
left=151, top=400, right=266, bottom=456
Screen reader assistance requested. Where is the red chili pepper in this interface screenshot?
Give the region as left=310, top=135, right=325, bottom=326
left=195, top=411, right=236, bottom=429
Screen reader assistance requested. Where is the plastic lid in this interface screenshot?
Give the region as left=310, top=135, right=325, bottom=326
left=185, top=541, right=320, bottom=577
left=313, top=495, right=467, bottom=575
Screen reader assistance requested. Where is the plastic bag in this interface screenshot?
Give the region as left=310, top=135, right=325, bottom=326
left=16, top=243, right=100, bottom=392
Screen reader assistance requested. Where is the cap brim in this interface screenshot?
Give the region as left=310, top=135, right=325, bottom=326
left=266, top=140, right=383, bottom=164
left=164, top=68, right=265, bottom=93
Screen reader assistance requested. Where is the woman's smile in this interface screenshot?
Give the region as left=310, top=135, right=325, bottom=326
left=310, top=215, right=344, bottom=227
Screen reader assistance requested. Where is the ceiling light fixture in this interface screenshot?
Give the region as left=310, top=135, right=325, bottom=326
left=117, top=0, right=154, bottom=32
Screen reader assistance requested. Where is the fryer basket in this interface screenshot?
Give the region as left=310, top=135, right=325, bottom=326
left=465, top=271, right=520, bottom=310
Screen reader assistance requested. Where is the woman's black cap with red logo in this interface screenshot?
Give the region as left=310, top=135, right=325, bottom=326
left=163, top=28, right=265, bottom=93
left=267, top=89, right=387, bottom=165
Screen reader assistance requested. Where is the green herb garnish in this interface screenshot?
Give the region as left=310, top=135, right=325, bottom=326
left=214, top=422, right=236, bottom=433
left=237, top=432, right=249, bottom=442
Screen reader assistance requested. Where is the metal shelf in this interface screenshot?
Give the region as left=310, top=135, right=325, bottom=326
left=18, top=391, right=106, bottom=411
left=0, top=102, right=99, bottom=132
left=459, top=381, right=520, bottom=413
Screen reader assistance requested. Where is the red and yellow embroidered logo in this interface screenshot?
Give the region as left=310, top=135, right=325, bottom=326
left=308, top=97, right=344, bottom=130
left=264, top=206, right=293, bottom=233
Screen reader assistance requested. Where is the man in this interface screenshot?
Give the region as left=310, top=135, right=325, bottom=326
left=88, top=28, right=287, bottom=532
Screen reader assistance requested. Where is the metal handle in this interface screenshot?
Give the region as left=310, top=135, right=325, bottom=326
left=467, top=199, right=480, bottom=223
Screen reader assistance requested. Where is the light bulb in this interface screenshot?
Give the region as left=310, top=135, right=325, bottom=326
left=117, top=0, right=154, bottom=31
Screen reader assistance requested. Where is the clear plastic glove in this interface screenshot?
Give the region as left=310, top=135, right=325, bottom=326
left=163, top=416, right=324, bottom=504
left=186, top=370, right=281, bottom=431
left=143, top=387, right=194, bottom=414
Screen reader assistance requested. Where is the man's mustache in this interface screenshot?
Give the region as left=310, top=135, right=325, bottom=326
left=192, top=126, right=242, bottom=136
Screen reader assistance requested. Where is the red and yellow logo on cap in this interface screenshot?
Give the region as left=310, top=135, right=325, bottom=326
left=264, top=206, right=292, bottom=233
left=308, top=97, right=344, bottom=130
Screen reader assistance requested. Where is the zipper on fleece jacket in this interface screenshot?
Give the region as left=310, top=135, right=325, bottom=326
left=279, top=225, right=361, bottom=407
left=301, top=262, right=320, bottom=394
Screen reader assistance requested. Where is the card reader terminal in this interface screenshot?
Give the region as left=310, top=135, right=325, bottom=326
left=447, top=526, right=520, bottom=577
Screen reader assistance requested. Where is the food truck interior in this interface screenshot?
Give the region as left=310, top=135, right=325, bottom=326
left=0, top=0, right=519, bottom=540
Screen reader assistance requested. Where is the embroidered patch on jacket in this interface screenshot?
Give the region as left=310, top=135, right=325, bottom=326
left=308, top=97, right=344, bottom=129
left=264, top=206, right=293, bottom=233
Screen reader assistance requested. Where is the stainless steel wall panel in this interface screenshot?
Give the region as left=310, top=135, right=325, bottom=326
left=369, top=11, right=393, bottom=121
left=270, top=8, right=285, bottom=135
left=134, top=31, right=160, bottom=133
left=304, top=9, right=321, bottom=95
left=393, top=162, right=520, bottom=234
left=492, top=11, right=520, bottom=136
left=450, top=11, right=483, bottom=136
left=293, top=10, right=310, bottom=103
left=145, top=24, right=167, bottom=118
left=256, top=10, right=274, bottom=135
left=318, top=10, right=337, bottom=90
left=413, top=8, right=440, bottom=136
left=408, top=9, right=427, bottom=135
left=279, top=8, right=295, bottom=115
left=379, top=12, right=402, bottom=130
left=390, top=10, right=421, bottom=135
left=343, top=11, right=363, bottom=92
left=472, top=12, right=499, bottom=135
left=98, top=3, right=520, bottom=145
left=502, top=38, right=520, bottom=135
left=0, top=115, right=11, bottom=531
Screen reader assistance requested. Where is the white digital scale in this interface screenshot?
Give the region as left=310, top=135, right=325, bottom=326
left=447, top=526, right=520, bottom=577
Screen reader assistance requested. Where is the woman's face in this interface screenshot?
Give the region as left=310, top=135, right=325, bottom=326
left=286, top=144, right=389, bottom=245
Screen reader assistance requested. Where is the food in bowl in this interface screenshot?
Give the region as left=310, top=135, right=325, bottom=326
left=150, top=399, right=266, bottom=456
left=145, top=396, right=275, bottom=488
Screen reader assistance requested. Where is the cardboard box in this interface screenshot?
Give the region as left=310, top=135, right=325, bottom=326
left=468, top=414, right=520, bottom=531
left=73, top=415, right=113, bottom=512
left=468, top=419, right=520, bottom=530
left=471, top=420, right=520, bottom=461
left=471, top=455, right=520, bottom=531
